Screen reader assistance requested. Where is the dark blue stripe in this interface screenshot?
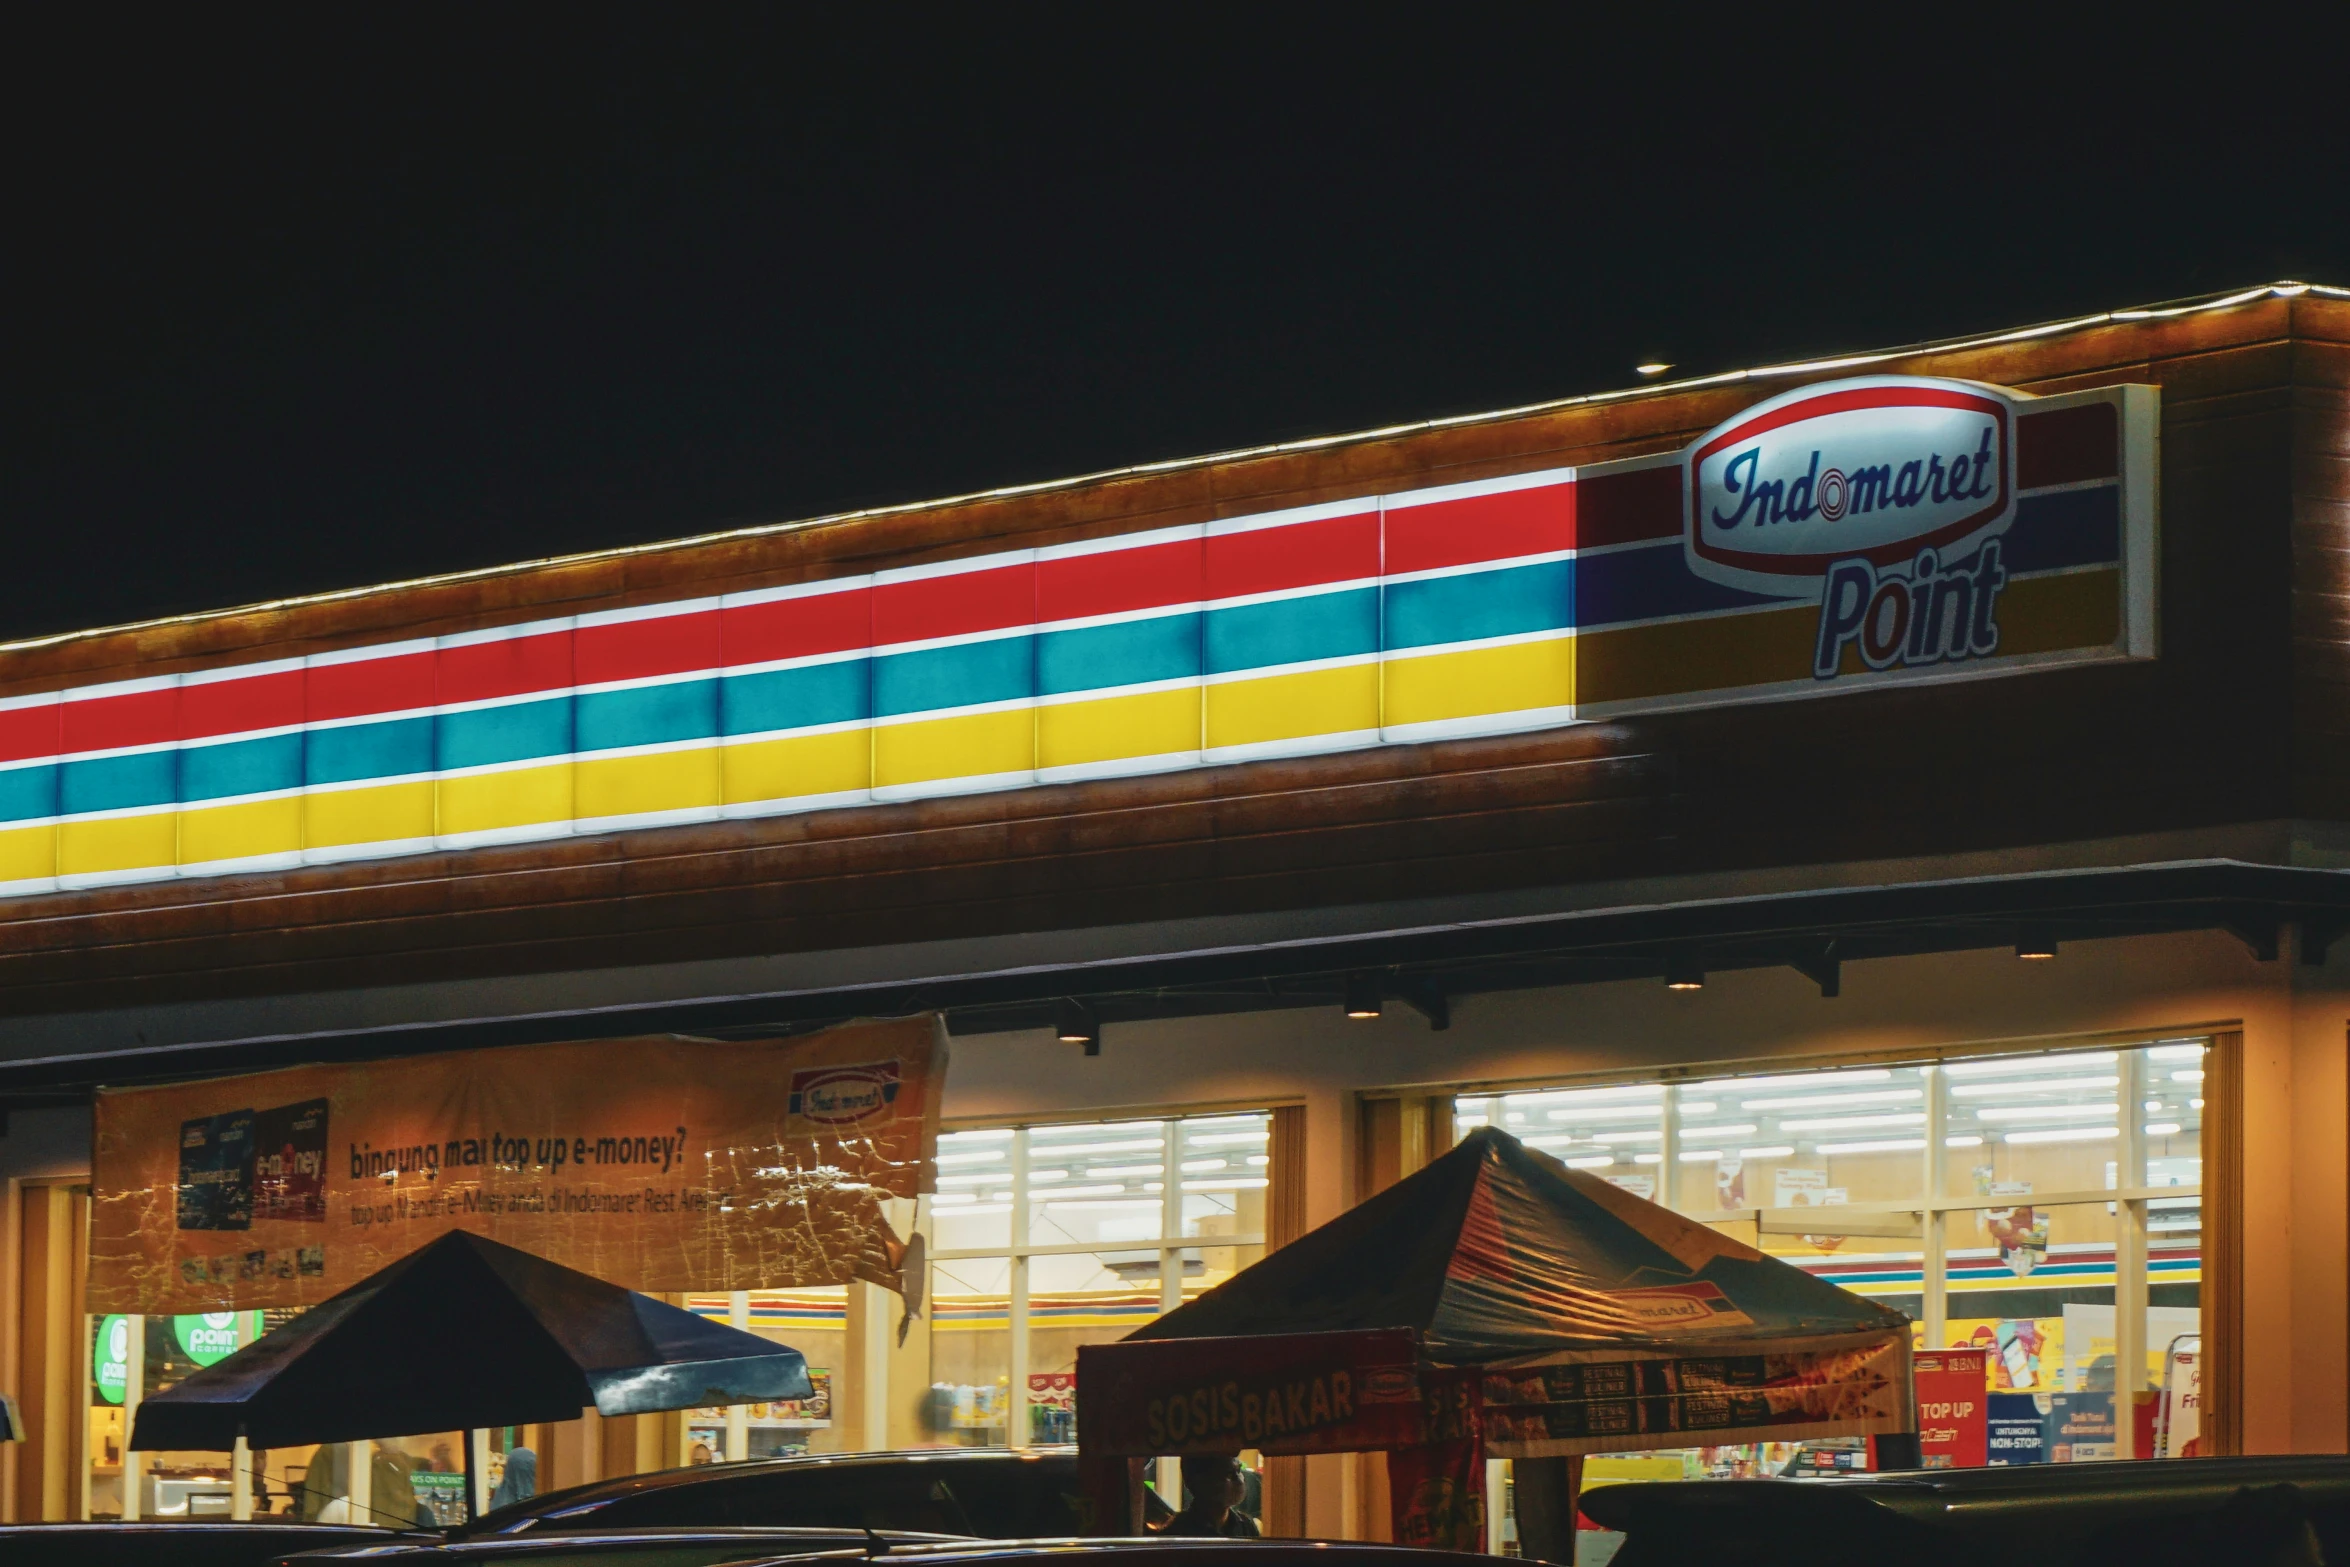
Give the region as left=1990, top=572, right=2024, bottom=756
left=2003, top=485, right=2121, bottom=575
left=1037, top=612, right=1202, bottom=696
left=576, top=679, right=719, bottom=753
left=873, top=635, right=1034, bottom=719
left=722, top=660, right=872, bottom=735
left=60, top=751, right=177, bottom=815
left=1576, top=545, right=1795, bottom=627
left=1384, top=561, right=1574, bottom=652
left=1205, top=587, right=1378, bottom=676
left=179, top=733, right=303, bottom=802
left=437, top=698, right=574, bottom=772
left=0, top=764, right=57, bottom=824
left=307, top=716, right=433, bottom=787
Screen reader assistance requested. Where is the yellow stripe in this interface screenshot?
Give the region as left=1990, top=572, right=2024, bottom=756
left=576, top=748, right=720, bottom=820
left=179, top=796, right=301, bottom=866
left=1038, top=687, right=1200, bottom=771
left=874, top=708, right=1034, bottom=788
left=59, top=812, right=177, bottom=877
left=0, top=822, right=56, bottom=884
left=723, top=729, right=873, bottom=806
left=1579, top=569, right=2123, bottom=706
left=437, top=764, right=571, bottom=838
left=1205, top=664, right=1379, bottom=751
left=304, top=780, right=436, bottom=849
left=1383, top=637, right=1573, bottom=726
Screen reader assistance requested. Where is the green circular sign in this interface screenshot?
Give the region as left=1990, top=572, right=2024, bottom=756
left=94, top=1313, right=130, bottom=1405
left=172, top=1311, right=247, bottom=1367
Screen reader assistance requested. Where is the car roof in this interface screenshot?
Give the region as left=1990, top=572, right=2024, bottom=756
left=460, top=1448, right=1079, bottom=1539
left=1579, top=1456, right=2350, bottom=1534
left=719, top=1543, right=1500, bottom=1567
left=284, top=1526, right=969, bottom=1560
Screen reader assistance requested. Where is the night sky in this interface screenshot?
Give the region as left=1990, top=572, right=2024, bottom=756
left=10, top=13, right=2348, bottom=642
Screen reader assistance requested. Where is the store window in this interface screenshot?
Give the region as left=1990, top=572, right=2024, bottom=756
left=1455, top=1038, right=2204, bottom=1477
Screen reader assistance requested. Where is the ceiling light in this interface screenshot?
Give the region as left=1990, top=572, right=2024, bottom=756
left=2171, top=1069, right=2205, bottom=1083
left=2016, top=928, right=2058, bottom=960
left=1695, top=1070, right=1893, bottom=1092
left=1741, top=1089, right=1923, bottom=1111
left=1344, top=971, right=1384, bottom=1019
left=2146, top=1122, right=2183, bottom=1136
left=1816, top=1138, right=1927, bottom=1154
left=1055, top=999, right=1100, bottom=1054
left=1738, top=1145, right=1796, bottom=1159
left=1678, top=1150, right=1724, bottom=1162
left=1949, top=1076, right=2118, bottom=1098
left=1635, top=362, right=1673, bottom=377
left=1943, top=1053, right=2116, bottom=1076
left=2003, top=1126, right=2120, bottom=1145
left=1562, top=1155, right=1616, bottom=1169
left=1778, top=1112, right=1927, bottom=1132
left=1664, top=952, right=1706, bottom=991
left=1974, top=1103, right=2119, bottom=1121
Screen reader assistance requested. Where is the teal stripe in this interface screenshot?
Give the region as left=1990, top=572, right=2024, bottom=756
left=873, top=635, right=1034, bottom=719
left=577, top=679, right=718, bottom=754
left=308, top=717, right=432, bottom=787
left=0, top=764, right=57, bottom=825
left=180, top=733, right=303, bottom=802
left=1383, top=560, right=1573, bottom=652
left=721, top=660, right=871, bottom=735
left=60, top=752, right=176, bottom=815
left=1205, top=587, right=1378, bottom=675
left=437, top=698, right=573, bottom=772
left=1037, top=612, right=1200, bottom=696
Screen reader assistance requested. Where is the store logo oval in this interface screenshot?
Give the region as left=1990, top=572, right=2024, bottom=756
left=788, top=1061, right=903, bottom=1126
left=1684, top=376, right=2019, bottom=594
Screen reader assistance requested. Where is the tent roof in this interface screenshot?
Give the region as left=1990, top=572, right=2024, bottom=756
left=132, top=1230, right=809, bottom=1451
left=1132, top=1126, right=1908, bottom=1363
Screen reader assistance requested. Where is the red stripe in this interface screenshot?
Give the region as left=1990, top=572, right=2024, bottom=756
left=1038, top=536, right=1204, bottom=621
left=0, top=704, right=59, bottom=767
left=61, top=686, right=179, bottom=754
left=1205, top=508, right=1379, bottom=600
left=575, top=608, right=722, bottom=686
left=723, top=586, right=874, bottom=666
left=873, top=561, right=1035, bottom=647
left=1575, top=465, right=1681, bottom=548
left=307, top=649, right=438, bottom=724
left=182, top=668, right=303, bottom=740
left=437, top=629, right=573, bottom=706
left=2017, top=403, right=2119, bottom=490
left=1385, top=478, right=1574, bottom=575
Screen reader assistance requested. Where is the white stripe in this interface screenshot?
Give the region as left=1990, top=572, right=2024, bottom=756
left=1203, top=577, right=1380, bottom=614
left=1201, top=651, right=1380, bottom=687
left=874, top=546, right=1035, bottom=586
left=1034, top=522, right=1205, bottom=562
left=1383, top=627, right=1577, bottom=660
left=307, top=637, right=438, bottom=668
left=438, top=616, right=574, bottom=649
left=1035, top=674, right=1203, bottom=709
left=181, top=655, right=305, bottom=686
left=870, top=768, right=1036, bottom=802
left=1035, top=750, right=1203, bottom=785
left=573, top=596, right=720, bottom=630
left=1203, top=497, right=1377, bottom=537
left=722, top=574, right=876, bottom=609
left=871, top=623, right=1036, bottom=659
left=719, top=646, right=872, bottom=678
left=1383, top=465, right=1575, bottom=511
left=871, top=694, right=1038, bottom=727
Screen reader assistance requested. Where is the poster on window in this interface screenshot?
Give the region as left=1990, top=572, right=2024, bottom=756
left=89, top=1016, right=946, bottom=1314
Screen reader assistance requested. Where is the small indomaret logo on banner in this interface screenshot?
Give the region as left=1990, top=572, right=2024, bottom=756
left=788, top=1061, right=903, bottom=1126
left=1607, top=1281, right=1757, bottom=1331
left=1686, top=376, right=2023, bottom=680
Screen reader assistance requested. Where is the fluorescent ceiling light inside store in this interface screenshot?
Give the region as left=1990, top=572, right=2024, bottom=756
left=1185, top=1132, right=1270, bottom=1147
left=1778, top=1112, right=1926, bottom=1131
left=1816, top=1138, right=1927, bottom=1154
left=2147, top=1123, right=2184, bottom=1135
left=1679, top=1150, right=1724, bottom=1162
left=1033, top=1138, right=1165, bottom=1156
left=1512, top=1085, right=1662, bottom=1106
left=1974, top=1103, right=2120, bottom=1121
left=1739, top=1089, right=1921, bottom=1111
left=934, top=1150, right=1007, bottom=1165
left=1563, top=1155, right=1615, bottom=1168
left=1694, top=1070, right=1891, bottom=1092
left=2172, top=1070, right=2206, bottom=1083
left=1547, top=1102, right=1695, bottom=1122
left=941, top=1129, right=1014, bottom=1143
left=1739, top=1145, right=1796, bottom=1158
left=2148, top=1043, right=2209, bottom=1060
left=1949, top=1076, right=2118, bottom=1097
left=1943, top=1053, right=2117, bottom=1076
left=2003, top=1126, right=2122, bottom=1144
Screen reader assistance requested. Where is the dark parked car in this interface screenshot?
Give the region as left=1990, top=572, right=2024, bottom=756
left=1578, top=1455, right=2350, bottom=1566
left=449, top=1449, right=1086, bottom=1541
left=0, top=1520, right=409, bottom=1567
left=725, top=1543, right=1508, bottom=1567
left=278, top=1525, right=964, bottom=1567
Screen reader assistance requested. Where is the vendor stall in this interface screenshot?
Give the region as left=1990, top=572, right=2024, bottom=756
left=1076, top=1127, right=1914, bottom=1553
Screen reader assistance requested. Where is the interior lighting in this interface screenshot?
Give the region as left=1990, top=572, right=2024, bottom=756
left=1185, top=1131, right=1270, bottom=1147
left=934, top=1150, right=1008, bottom=1166
left=1778, top=1112, right=1927, bottom=1132
left=1664, top=952, right=1706, bottom=990
left=1674, top=1123, right=1756, bottom=1140
left=2171, top=1069, right=2206, bottom=1083
left=1246, top=1154, right=1269, bottom=1166
left=930, top=1192, right=979, bottom=1205
left=937, top=1172, right=1013, bottom=1186
left=1816, top=1138, right=1927, bottom=1154
left=1944, top=1135, right=1984, bottom=1148
left=1562, top=1155, right=1616, bottom=1169
left=1523, top=1135, right=1577, bottom=1149
left=1056, top=999, right=1101, bottom=1054
left=1632, top=1153, right=1663, bottom=1164
left=1973, top=1103, right=2120, bottom=1121
left=940, top=1128, right=1015, bottom=1142
left=2148, top=1043, right=2209, bottom=1060
left=2016, top=928, right=2059, bottom=960
left=1179, top=1158, right=1228, bottom=1173
left=1186, top=1178, right=1270, bottom=1190
left=1635, top=362, right=1674, bottom=377
left=2144, top=1101, right=2164, bottom=1113
left=1740, top=1089, right=1922, bottom=1111
left=2191, top=1098, right=2206, bottom=1110
left=1046, top=1199, right=1162, bottom=1211
left=2145, top=1122, right=2183, bottom=1136
left=1520, top=1083, right=1663, bottom=1105
left=1027, top=1170, right=1069, bottom=1182
left=1592, top=1130, right=1664, bottom=1144
left=1679, top=1149, right=1725, bottom=1162
left=1738, top=1145, right=1797, bottom=1158
left=1949, top=1076, right=2118, bottom=1097
left=1089, top=1164, right=1165, bottom=1177
left=1547, top=1103, right=1692, bottom=1122
left=1944, top=1053, right=2116, bottom=1076
left=2003, top=1126, right=2121, bottom=1145
left=1035, top=1184, right=1134, bottom=1199
left=1033, top=1120, right=1161, bottom=1136
left=1344, top=972, right=1384, bottom=1019
left=1029, top=1138, right=1163, bottom=1156
left=1456, top=1114, right=1490, bottom=1128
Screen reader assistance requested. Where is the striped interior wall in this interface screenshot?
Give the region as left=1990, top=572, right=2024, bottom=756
left=0, top=394, right=2137, bottom=898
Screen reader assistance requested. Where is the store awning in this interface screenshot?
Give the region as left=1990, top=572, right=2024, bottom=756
left=131, top=1230, right=811, bottom=1452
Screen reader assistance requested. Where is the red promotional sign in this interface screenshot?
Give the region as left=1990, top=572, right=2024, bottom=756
left=1913, top=1349, right=1989, bottom=1468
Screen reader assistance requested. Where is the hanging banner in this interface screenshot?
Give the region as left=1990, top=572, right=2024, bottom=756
left=90, top=1015, right=945, bottom=1314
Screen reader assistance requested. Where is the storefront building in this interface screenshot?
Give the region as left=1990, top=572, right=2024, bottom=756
left=2, top=283, right=2347, bottom=1530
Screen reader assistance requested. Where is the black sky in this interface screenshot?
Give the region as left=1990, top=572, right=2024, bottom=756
left=9, top=12, right=2349, bottom=642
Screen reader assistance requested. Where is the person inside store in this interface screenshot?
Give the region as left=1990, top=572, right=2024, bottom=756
left=1164, top=1454, right=1260, bottom=1538
left=489, top=1446, right=537, bottom=1509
